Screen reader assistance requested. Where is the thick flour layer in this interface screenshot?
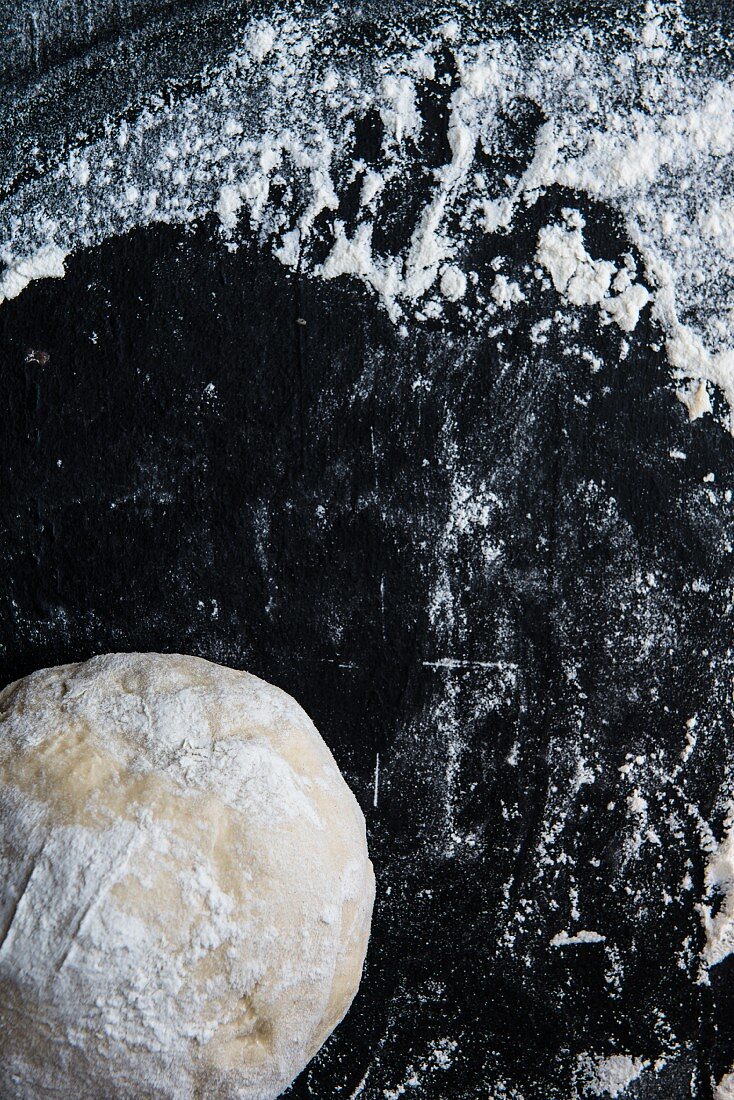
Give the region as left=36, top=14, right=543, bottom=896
left=2, top=2, right=734, bottom=428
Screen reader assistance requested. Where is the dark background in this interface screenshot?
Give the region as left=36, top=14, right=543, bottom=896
left=2, top=2, right=734, bottom=1097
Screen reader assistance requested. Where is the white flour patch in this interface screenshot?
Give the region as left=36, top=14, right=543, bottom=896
left=535, top=213, right=651, bottom=332
left=716, top=1070, right=734, bottom=1100
left=3, top=2, right=734, bottom=427
left=700, top=805, right=734, bottom=967
left=551, top=929, right=607, bottom=947
left=0, top=243, right=67, bottom=303
left=576, top=1053, right=649, bottom=1098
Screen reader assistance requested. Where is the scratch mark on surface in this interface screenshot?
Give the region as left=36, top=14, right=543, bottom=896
left=348, top=1066, right=372, bottom=1098
left=373, top=753, right=380, bottom=808
left=57, top=831, right=139, bottom=971
left=422, top=658, right=519, bottom=670
left=0, top=854, right=41, bottom=955
left=347, top=1019, right=392, bottom=1098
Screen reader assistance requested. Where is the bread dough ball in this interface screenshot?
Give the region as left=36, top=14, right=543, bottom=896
left=0, top=653, right=374, bottom=1099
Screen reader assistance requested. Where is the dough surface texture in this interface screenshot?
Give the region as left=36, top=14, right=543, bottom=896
left=0, top=652, right=375, bottom=1099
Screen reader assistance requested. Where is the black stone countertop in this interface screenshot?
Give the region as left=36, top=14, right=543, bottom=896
left=1, top=3, right=734, bottom=1097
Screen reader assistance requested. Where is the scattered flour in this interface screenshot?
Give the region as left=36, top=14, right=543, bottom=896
left=700, top=809, right=734, bottom=967
left=536, top=213, right=652, bottom=334
left=441, top=265, right=467, bottom=302
left=3, top=3, right=734, bottom=1092
left=3, top=2, right=734, bottom=426
left=491, top=273, right=525, bottom=311
left=716, top=1070, right=734, bottom=1100
left=551, top=929, right=607, bottom=947
left=576, top=1053, right=649, bottom=1098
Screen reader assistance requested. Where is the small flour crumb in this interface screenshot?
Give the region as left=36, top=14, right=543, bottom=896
left=491, top=274, right=525, bottom=310
left=215, top=184, right=243, bottom=232
left=0, top=244, right=67, bottom=303
left=536, top=220, right=615, bottom=307
left=550, top=929, right=606, bottom=947
left=676, top=379, right=713, bottom=421
left=440, top=265, right=467, bottom=301
left=701, top=806, right=734, bottom=967
left=576, top=1053, right=649, bottom=1098
left=536, top=217, right=649, bottom=332
left=716, top=1070, right=734, bottom=1100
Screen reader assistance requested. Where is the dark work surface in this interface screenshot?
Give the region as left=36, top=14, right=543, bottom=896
left=2, top=2, right=734, bottom=1098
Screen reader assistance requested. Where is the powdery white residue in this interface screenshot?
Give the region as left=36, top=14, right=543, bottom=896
left=716, top=1069, right=734, bottom=1100
left=535, top=213, right=651, bottom=332
left=551, top=929, right=607, bottom=947
left=382, top=1037, right=458, bottom=1099
left=440, top=265, right=467, bottom=301
left=490, top=273, right=525, bottom=310
left=0, top=243, right=67, bottom=303
left=420, top=449, right=518, bottom=856
left=700, top=805, right=734, bottom=967
left=3, top=3, right=734, bottom=425
left=576, top=1053, right=649, bottom=1098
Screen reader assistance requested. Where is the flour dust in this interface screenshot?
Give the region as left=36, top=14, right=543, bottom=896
left=4, top=0, right=734, bottom=1097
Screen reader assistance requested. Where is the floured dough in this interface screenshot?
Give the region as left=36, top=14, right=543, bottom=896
left=0, top=652, right=375, bottom=1099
